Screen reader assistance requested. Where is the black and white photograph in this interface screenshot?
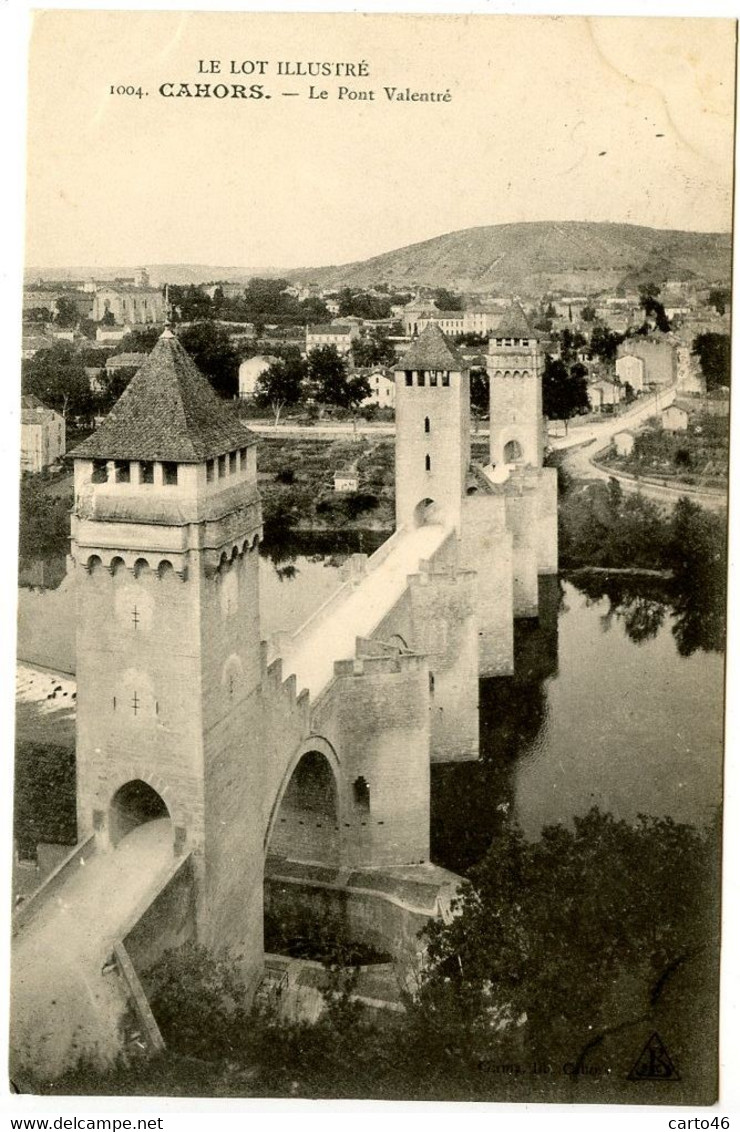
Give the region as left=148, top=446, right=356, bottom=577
left=3, top=5, right=737, bottom=1115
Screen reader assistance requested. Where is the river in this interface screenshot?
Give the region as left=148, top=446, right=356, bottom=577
left=17, top=532, right=725, bottom=876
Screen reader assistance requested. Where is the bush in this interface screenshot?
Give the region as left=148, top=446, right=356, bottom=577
left=14, top=741, right=76, bottom=859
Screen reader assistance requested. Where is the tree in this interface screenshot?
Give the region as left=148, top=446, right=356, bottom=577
left=14, top=741, right=77, bottom=861
left=54, top=296, right=79, bottom=328
left=542, top=355, right=589, bottom=432
left=167, top=284, right=213, bottom=323
left=432, top=288, right=464, bottom=312
left=590, top=324, right=624, bottom=363
left=418, top=808, right=719, bottom=1062
left=21, top=342, right=94, bottom=421
left=692, top=333, right=730, bottom=392
left=581, top=303, right=597, bottom=322
left=708, top=287, right=730, bottom=316
left=638, top=284, right=671, bottom=333
left=299, top=296, right=331, bottom=325
left=178, top=321, right=239, bottom=397
left=352, top=328, right=396, bottom=368
left=255, top=355, right=307, bottom=424
left=119, top=326, right=160, bottom=353
left=469, top=367, right=489, bottom=415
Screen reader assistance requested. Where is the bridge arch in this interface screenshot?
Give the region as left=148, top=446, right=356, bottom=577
left=265, top=736, right=341, bottom=865
left=503, top=438, right=524, bottom=463
left=109, top=778, right=170, bottom=847
left=413, top=497, right=443, bottom=527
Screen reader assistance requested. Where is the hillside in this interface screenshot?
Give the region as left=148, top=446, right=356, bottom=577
left=284, top=221, right=731, bottom=295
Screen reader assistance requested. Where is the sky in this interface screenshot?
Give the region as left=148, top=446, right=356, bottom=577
left=23, top=12, right=737, bottom=271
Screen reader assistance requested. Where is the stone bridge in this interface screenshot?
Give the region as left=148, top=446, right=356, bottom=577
left=11, top=316, right=558, bottom=1074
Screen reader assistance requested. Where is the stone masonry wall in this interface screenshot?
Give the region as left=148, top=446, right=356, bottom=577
left=460, top=494, right=515, bottom=676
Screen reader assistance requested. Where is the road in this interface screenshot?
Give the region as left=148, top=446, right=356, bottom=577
left=556, top=387, right=727, bottom=514
left=11, top=819, right=174, bottom=1080
left=549, top=386, right=678, bottom=451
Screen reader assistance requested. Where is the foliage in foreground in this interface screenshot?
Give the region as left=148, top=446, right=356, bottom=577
left=18, top=807, right=721, bottom=1100
left=419, top=808, right=720, bottom=1066
left=14, top=740, right=76, bottom=859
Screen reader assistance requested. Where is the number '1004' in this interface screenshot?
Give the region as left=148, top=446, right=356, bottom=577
left=110, top=86, right=145, bottom=98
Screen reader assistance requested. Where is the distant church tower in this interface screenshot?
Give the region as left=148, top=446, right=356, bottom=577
left=487, top=303, right=544, bottom=468
left=69, top=330, right=265, bottom=975
left=394, top=324, right=470, bottom=531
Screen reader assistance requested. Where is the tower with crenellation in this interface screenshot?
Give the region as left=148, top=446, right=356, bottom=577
left=487, top=302, right=545, bottom=470
left=69, top=328, right=265, bottom=978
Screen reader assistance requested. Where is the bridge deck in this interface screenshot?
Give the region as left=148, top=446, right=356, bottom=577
left=11, top=819, right=174, bottom=1079
left=280, top=523, right=451, bottom=700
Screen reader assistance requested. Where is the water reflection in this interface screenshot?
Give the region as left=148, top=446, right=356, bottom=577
left=16, top=536, right=725, bottom=870
left=431, top=576, right=560, bottom=874
left=568, top=570, right=725, bottom=657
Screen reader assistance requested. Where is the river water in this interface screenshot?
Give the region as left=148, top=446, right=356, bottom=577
left=17, top=532, right=724, bottom=876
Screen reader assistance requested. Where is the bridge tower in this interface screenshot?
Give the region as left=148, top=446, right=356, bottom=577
left=69, top=329, right=265, bottom=977
left=394, top=323, right=470, bottom=531
left=487, top=303, right=544, bottom=469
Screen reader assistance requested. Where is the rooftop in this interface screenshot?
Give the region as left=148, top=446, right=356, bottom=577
left=21, top=394, right=59, bottom=424
left=491, top=302, right=538, bottom=340
left=397, top=323, right=466, bottom=371
left=308, top=323, right=354, bottom=335
left=70, top=330, right=256, bottom=463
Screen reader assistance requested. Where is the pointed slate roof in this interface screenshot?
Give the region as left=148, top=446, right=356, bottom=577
left=398, top=324, right=466, bottom=371
left=494, top=302, right=538, bottom=340
left=71, top=330, right=256, bottom=463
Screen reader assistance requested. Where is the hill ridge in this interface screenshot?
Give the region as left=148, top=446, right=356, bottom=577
left=283, top=220, right=731, bottom=294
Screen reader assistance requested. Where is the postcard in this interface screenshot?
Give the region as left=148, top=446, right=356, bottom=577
left=6, top=6, right=736, bottom=1114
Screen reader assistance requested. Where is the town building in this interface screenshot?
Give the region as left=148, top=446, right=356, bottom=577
left=92, top=285, right=165, bottom=326
left=616, top=336, right=676, bottom=388
left=661, top=405, right=689, bottom=432
left=333, top=470, right=359, bottom=493
left=20, top=395, right=65, bottom=473
left=21, top=334, right=53, bottom=360
left=588, top=379, right=623, bottom=412
left=359, top=368, right=396, bottom=408
left=306, top=323, right=359, bottom=356
left=613, top=430, right=636, bottom=457
left=96, top=325, right=132, bottom=344
left=106, top=353, right=148, bottom=376
left=615, top=353, right=645, bottom=393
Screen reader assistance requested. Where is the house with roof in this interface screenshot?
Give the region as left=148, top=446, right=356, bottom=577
left=359, top=367, right=396, bottom=408
left=615, top=353, right=645, bottom=393
left=333, top=469, right=359, bottom=493
left=96, top=324, right=132, bottom=344
left=588, top=379, right=623, bottom=412
left=21, top=334, right=53, bottom=360
left=306, top=323, right=359, bottom=356
left=105, top=352, right=148, bottom=376
left=613, top=429, right=636, bottom=457
left=21, top=395, right=66, bottom=473
left=661, top=405, right=689, bottom=433
left=92, top=284, right=165, bottom=326
left=616, top=336, right=677, bottom=388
